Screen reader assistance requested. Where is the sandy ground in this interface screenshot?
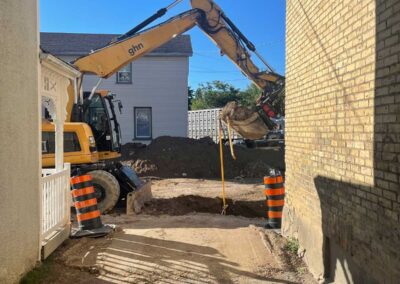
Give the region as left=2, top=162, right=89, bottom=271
left=47, top=214, right=315, bottom=284
left=30, top=179, right=315, bottom=284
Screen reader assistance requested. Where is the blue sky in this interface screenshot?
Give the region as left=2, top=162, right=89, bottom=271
left=40, top=0, right=286, bottom=90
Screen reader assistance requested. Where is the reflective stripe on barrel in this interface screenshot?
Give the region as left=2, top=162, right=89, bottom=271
left=71, top=175, right=102, bottom=231
left=264, top=175, right=285, bottom=229
left=71, top=175, right=92, bottom=185
left=264, top=176, right=283, bottom=185
left=267, top=199, right=285, bottom=207
left=71, top=186, right=95, bottom=198
left=264, top=188, right=285, bottom=196
left=75, top=198, right=98, bottom=209
left=76, top=210, right=101, bottom=222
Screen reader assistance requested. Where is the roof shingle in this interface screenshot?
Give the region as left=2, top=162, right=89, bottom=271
left=40, top=32, right=193, bottom=57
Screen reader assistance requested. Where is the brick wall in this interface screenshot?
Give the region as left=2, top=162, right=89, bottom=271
left=284, top=0, right=399, bottom=283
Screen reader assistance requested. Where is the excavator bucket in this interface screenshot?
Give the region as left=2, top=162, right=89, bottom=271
left=113, top=163, right=153, bottom=214
left=220, top=102, right=272, bottom=140
left=126, top=182, right=152, bottom=215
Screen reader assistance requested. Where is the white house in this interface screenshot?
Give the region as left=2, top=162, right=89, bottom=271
left=41, top=32, right=192, bottom=144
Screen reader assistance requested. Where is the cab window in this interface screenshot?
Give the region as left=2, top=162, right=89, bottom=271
left=42, top=132, right=81, bottom=154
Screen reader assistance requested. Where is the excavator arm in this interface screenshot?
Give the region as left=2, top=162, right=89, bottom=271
left=73, top=0, right=284, bottom=139
left=191, top=0, right=283, bottom=91
left=73, top=9, right=200, bottom=77
left=191, top=0, right=285, bottom=139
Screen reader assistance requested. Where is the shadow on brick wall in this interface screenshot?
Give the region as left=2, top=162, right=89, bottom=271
left=314, top=1, right=400, bottom=282
left=314, top=176, right=382, bottom=284
left=288, top=0, right=400, bottom=283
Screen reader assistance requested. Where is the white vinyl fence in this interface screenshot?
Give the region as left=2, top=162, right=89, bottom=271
left=41, top=163, right=71, bottom=241
left=188, top=108, right=241, bottom=142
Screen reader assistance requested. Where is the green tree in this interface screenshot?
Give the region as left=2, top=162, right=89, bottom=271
left=191, top=80, right=285, bottom=115
left=240, top=83, right=262, bottom=107
left=191, top=81, right=241, bottom=110
left=188, top=86, right=195, bottom=110
left=240, top=83, right=285, bottom=115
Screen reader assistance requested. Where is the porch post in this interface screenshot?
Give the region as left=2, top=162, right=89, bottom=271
left=54, top=77, right=70, bottom=171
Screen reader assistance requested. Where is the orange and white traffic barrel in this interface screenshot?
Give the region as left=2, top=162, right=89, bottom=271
left=264, top=174, right=285, bottom=229
left=70, top=174, right=113, bottom=238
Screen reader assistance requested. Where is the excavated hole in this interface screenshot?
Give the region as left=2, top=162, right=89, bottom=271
left=141, top=195, right=267, bottom=218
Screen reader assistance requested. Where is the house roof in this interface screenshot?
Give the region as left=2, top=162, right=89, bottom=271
left=40, top=32, right=193, bottom=57
left=40, top=50, right=81, bottom=77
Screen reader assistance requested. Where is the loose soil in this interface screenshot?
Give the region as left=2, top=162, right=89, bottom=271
left=143, top=196, right=266, bottom=218
left=141, top=178, right=267, bottom=218
left=120, top=136, right=284, bottom=179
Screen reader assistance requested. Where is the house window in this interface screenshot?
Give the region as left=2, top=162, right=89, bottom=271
left=116, top=63, right=132, bottom=84
left=134, top=107, right=152, bottom=139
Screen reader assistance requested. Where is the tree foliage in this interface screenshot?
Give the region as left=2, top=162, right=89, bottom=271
left=188, top=86, right=195, bottom=110
left=191, top=81, right=261, bottom=110
left=240, top=83, right=262, bottom=107
left=190, top=81, right=285, bottom=115
left=191, top=81, right=241, bottom=110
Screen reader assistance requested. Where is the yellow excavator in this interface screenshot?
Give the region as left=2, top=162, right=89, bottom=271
left=42, top=0, right=284, bottom=213
left=74, top=0, right=284, bottom=137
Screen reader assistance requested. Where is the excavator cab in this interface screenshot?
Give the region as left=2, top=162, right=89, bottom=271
left=82, top=90, right=122, bottom=160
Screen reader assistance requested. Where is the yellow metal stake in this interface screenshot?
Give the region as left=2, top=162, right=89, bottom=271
left=219, top=120, right=228, bottom=215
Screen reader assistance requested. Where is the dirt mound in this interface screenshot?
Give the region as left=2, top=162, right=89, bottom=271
left=120, top=136, right=284, bottom=179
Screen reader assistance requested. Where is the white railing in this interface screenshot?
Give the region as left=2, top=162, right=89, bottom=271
left=41, top=163, right=71, bottom=241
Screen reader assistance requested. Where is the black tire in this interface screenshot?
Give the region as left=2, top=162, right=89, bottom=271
left=88, top=170, right=120, bottom=214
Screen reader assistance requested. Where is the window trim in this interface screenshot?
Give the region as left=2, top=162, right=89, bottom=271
left=134, top=107, right=152, bottom=140
left=116, top=63, right=132, bottom=84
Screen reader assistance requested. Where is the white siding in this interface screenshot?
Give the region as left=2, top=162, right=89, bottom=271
left=60, top=56, right=189, bottom=144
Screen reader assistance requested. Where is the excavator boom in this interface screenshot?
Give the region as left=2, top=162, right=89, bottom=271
left=73, top=10, right=199, bottom=78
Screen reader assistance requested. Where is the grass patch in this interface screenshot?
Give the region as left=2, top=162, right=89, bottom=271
left=296, top=266, right=307, bottom=274
left=284, top=237, right=299, bottom=254
left=20, top=258, right=54, bottom=284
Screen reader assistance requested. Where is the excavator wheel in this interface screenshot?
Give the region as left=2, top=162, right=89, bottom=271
left=88, top=170, right=120, bottom=214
